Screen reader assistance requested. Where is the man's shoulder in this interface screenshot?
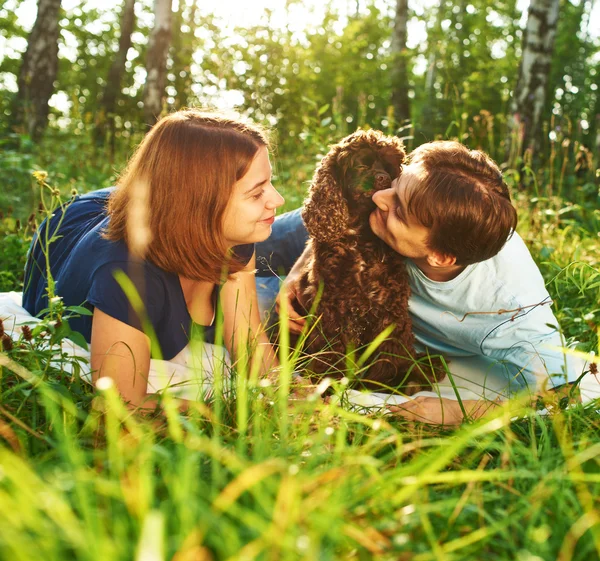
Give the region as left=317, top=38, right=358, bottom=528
left=480, top=231, right=546, bottom=295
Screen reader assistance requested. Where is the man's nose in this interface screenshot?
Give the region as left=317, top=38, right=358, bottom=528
left=372, top=187, right=393, bottom=209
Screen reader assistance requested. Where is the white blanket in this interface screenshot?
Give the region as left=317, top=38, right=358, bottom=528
left=2, top=292, right=599, bottom=410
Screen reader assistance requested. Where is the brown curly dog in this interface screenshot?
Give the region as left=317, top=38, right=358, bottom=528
left=294, top=129, right=443, bottom=393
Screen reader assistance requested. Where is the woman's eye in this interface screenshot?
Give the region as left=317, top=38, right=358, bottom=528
left=252, top=189, right=265, bottom=200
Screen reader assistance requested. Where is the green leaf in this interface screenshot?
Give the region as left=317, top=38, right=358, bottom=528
left=67, top=330, right=89, bottom=351
left=67, top=305, right=93, bottom=316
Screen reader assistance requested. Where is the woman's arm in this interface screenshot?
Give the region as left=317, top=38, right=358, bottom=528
left=219, top=252, right=278, bottom=377
left=90, top=308, right=162, bottom=410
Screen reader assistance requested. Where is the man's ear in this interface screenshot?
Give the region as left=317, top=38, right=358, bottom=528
left=426, top=251, right=457, bottom=268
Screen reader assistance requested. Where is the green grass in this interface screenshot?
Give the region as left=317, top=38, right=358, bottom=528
left=1, top=124, right=600, bottom=560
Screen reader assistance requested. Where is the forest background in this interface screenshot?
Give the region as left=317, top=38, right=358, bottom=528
left=1, top=0, right=600, bottom=560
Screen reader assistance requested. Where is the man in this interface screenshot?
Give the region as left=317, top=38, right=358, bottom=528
left=255, top=140, right=593, bottom=424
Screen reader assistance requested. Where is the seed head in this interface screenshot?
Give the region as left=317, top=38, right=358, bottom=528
left=1, top=334, right=13, bottom=352
left=22, top=325, right=32, bottom=341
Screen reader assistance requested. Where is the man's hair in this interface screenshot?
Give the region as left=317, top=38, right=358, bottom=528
left=404, top=141, right=517, bottom=266
left=105, top=109, right=269, bottom=283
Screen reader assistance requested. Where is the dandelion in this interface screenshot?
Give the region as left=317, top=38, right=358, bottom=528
left=32, top=170, right=48, bottom=182
left=1, top=334, right=13, bottom=352
left=71, top=188, right=78, bottom=197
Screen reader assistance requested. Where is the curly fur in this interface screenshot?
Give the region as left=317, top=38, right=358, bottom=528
left=295, top=129, right=442, bottom=393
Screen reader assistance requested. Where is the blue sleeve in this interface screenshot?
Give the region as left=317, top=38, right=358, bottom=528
left=234, top=243, right=255, bottom=265
left=87, top=261, right=165, bottom=335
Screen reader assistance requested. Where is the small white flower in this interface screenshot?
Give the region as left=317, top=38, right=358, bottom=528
left=96, top=377, right=115, bottom=391
left=296, top=536, right=310, bottom=551
left=50, top=296, right=62, bottom=304
left=583, top=312, right=595, bottom=321
left=325, top=426, right=334, bottom=435
left=288, top=464, right=300, bottom=475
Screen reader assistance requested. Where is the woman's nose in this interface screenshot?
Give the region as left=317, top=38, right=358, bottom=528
left=266, top=184, right=285, bottom=209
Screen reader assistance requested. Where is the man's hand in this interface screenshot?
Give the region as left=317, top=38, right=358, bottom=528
left=388, top=396, right=501, bottom=426
left=275, top=244, right=314, bottom=335
left=275, top=273, right=306, bottom=334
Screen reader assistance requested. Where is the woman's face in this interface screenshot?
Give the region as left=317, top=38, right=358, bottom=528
left=222, top=146, right=285, bottom=247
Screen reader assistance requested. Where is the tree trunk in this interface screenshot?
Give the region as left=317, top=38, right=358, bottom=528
left=390, top=0, right=410, bottom=126
left=11, top=0, right=61, bottom=142
left=171, top=0, right=198, bottom=110
left=143, top=0, right=173, bottom=127
left=512, top=0, right=560, bottom=154
left=95, top=0, right=136, bottom=146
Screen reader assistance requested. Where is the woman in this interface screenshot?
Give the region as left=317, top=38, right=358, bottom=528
left=23, top=110, right=284, bottom=409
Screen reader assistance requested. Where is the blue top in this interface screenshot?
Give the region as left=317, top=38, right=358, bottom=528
left=23, top=188, right=254, bottom=360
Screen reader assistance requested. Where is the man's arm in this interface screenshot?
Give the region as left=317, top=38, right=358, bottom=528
left=275, top=242, right=313, bottom=334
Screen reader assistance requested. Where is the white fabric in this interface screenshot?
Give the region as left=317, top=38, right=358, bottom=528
left=0, top=292, right=231, bottom=402
left=2, top=291, right=599, bottom=412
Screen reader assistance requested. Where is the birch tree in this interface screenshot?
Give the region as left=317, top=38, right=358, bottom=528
left=95, top=0, right=136, bottom=146
left=143, top=0, right=173, bottom=127
left=171, top=0, right=198, bottom=110
left=11, top=0, right=61, bottom=141
left=512, top=0, right=560, bottom=153
left=390, top=0, right=410, bottom=125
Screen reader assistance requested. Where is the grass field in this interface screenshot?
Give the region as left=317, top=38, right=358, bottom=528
left=0, top=126, right=599, bottom=560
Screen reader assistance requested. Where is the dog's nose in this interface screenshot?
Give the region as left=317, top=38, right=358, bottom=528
left=374, top=172, right=391, bottom=190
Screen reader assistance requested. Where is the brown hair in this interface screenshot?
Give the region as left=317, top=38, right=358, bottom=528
left=105, top=110, right=269, bottom=282
left=404, top=141, right=517, bottom=266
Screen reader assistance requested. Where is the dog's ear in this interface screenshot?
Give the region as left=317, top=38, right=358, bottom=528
left=302, top=166, right=349, bottom=243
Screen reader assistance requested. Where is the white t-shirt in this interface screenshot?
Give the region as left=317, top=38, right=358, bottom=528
left=407, top=231, right=581, bottom=390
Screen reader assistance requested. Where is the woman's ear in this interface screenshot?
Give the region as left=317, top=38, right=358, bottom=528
left=301, top=168, right=349, bottom=243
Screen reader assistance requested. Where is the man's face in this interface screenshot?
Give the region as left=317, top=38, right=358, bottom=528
left=369, top=163, right=432, bottom=259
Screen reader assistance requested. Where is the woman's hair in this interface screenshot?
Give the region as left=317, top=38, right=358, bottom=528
left=105, top=109, right=269, bottom=282
left=404, top=141, right=518, bottom=266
